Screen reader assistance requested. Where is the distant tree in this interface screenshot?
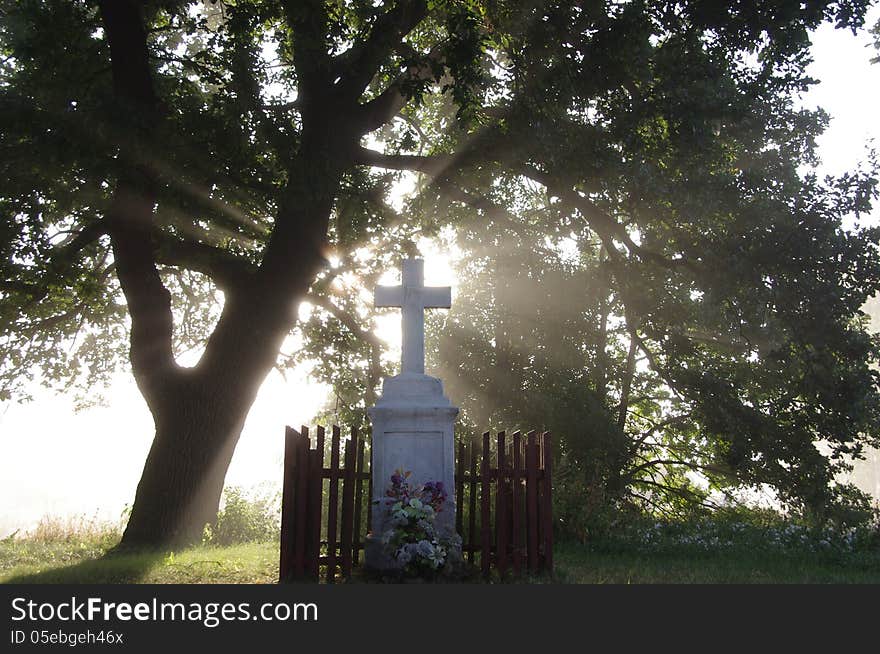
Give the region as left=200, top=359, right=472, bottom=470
left=2, top=0, right=878, bottom=547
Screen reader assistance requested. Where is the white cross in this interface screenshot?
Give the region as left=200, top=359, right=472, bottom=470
left=374, top=258, right=451, bottom=375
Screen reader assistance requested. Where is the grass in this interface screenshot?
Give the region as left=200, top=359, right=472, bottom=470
left=2, top=542, right=279, bottom=584
left=3, top=513, right=879, bottom=584
left=0, top=515, right=279, bottom=584
left=554, top=541, right=880, bottom=583
left=4, top=536, right=880, bottom=584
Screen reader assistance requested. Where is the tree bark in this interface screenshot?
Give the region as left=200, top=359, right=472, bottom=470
left=120, top=371, right=249, bottom=547
left=120, top=250, right=323, bottom=548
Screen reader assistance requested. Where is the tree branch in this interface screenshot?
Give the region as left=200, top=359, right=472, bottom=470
left=353, top=146, right=455, bottom=176
left=634, top=478, right=714, bottom=508
left=335, top=0, right=429, bottom=101
left=306, top=293, right=383, bottom=405
left=355, top=45, right=444, bottom=134
left=358, top=145, right=700, bottom=277
left=11, top=221, right=108, bottom=308
left=281, top=0, right=333, bottom=95
left=226, top=8, right=287, bottom=156
left=617, top=331, right=638, bottom=430
left=99, top=0, right=176, bottom=385
left=626, top=457, right=723, bottom=478
left=435, top=182, right=548, bottom=240
left=153, top=234, right=256, bottom=292
left=50, top=221, right=107, bottom=259
left=518, top=164, right=700, bottom=274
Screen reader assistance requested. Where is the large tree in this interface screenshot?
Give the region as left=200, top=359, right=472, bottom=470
left=2, top=0, right=878, bottom=547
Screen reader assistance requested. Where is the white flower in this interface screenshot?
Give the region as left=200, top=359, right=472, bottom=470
left=415, top=539, right=435, bottom=558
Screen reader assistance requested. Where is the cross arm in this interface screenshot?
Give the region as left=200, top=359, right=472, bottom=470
left=421, top=286, right=451, bottom=308
left=374, top=285, right=404, bottom=307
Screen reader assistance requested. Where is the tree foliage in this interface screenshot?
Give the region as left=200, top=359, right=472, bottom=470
left=298, top=0, right=880, bottom=526
left=1, top=1, right=879, bottom=541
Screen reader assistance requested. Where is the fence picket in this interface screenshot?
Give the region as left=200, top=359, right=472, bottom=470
left=279, top=426, right=297, bottom=581
left=541, top=431, right=553, bottom=573
left=353, top=433, right=366, bottom=566
left=495, top=431, right=507, bottom=577
left=480, top=431, right=491, bottom=577
left=293, top=428, right=308, bottom=578
left=340, top=427, right=357, bottom=577
left=467, top=437, right=478, bottom=564
left=456, top=439, right=465, bottom=537
left=526, top=430, right=539, bottom=574
left=315, top=425, right=325, bottom=462
left=307, top=446, right=322, bottom=580
left=325, top=426, right=341, bottom=583
left=512, top=430, right=523, bottom=575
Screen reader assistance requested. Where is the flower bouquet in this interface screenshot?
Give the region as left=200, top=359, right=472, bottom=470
left=379, top=469, right=462, bottom=579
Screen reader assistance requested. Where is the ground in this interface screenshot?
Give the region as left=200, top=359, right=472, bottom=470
left=3, top=530, right=879, bottom=584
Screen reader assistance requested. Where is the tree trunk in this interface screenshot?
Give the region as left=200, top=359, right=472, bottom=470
left=116, top=180, right=334, bottom=547
left=118, top=250, right=324, bottom=548
left=120, top=373, right=250, bottom=547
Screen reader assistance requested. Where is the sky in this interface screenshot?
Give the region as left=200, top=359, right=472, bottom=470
left=1, top=10, right=880, bottom=537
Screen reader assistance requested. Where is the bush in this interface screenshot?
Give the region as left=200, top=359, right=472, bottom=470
left=580, top=505, right=880, bottom=556
left=204, top=486, right=280, bottom=546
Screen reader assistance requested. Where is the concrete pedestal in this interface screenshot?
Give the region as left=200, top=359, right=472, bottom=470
left=364, top=372, right=459, bottom=570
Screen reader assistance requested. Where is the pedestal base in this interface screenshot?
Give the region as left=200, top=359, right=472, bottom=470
left=365, top=373, right=459, bottom=571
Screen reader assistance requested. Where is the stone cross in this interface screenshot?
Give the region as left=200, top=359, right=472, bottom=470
left=374, top=258, right=451, bottom=375
left=366, top=257, right=459, bottom=571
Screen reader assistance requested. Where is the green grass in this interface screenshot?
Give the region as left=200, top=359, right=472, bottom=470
left=2, top=542, right=279, bottom=584
left=0, top=515, right=279, bottom=584
left=3, top=514, right=879, bottom=584
left=4, top=537, right=879, bottom=584
left=554, top=541, right=880, bottom=583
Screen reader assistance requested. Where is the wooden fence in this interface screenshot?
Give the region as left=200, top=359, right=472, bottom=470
left=279, top=426, right=552, bottom=582
left=455, top=430, right=553, bottom=577
left=279, top=425, right=371, bottom=583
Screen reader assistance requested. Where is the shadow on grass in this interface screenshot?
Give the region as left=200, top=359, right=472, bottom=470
left=3, top=549, right=165, bottom=584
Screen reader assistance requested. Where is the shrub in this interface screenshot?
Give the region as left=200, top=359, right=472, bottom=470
left=204, top=486, right=280, bottom=546
left=580, top=504, right=880, bottom=556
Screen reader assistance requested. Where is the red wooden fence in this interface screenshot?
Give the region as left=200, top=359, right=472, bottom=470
left=455, top=430, right=553, bottom=578
left=279, top=425, right=370, bottom=583
left=280, top=426, right=552, bottom=582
